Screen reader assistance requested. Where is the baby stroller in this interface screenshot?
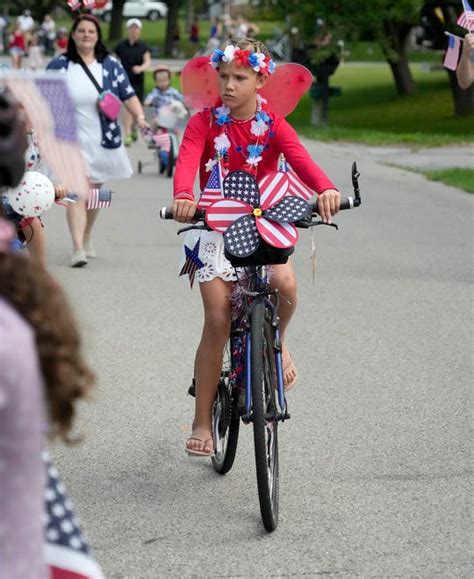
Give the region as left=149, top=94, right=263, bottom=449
left=138, top=99, right=188, bottom=178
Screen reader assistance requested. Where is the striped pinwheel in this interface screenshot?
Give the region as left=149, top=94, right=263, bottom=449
left=205, top=170, right=309, bottom=258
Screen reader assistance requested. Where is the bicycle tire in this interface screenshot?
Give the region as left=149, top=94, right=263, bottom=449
left=251, top=301, right=279, bottom=532
left=212, top=340, right=240, bottom=474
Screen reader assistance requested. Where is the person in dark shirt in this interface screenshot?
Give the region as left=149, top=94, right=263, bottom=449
left=114, top=18, right=151, bottom=145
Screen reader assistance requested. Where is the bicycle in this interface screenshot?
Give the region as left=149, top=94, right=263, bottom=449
left=160, top=163, right=362, bottom=531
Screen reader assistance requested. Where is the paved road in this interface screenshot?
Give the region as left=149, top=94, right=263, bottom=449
left=44, top=138, right=472, bottom=578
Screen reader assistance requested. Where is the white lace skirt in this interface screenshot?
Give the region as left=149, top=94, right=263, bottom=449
left=180, top=230, right=237, bottom=285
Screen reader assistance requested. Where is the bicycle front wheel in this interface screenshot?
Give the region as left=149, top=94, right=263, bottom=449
left=212, top=340, right=240, bottom=474
left=251, top=301, right=279, bottom=532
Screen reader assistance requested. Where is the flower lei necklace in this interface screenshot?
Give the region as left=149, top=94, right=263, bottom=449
left=207, top=95, right=274, bottom=177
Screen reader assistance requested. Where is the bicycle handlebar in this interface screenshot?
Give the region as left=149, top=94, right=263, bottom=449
left=160, top=162, right=361, bottom=223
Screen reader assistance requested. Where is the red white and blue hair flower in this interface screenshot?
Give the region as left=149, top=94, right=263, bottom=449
left=210, top=45, right=276, bottom=76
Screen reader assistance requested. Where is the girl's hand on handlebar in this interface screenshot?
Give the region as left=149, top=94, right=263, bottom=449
left=318, top=188, right=341, bottom=224
left=173, top=199, right=197, bottom=223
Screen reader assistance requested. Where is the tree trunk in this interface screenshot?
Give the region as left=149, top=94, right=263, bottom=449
left=311, top=77, right=330, bottom=127
left=109, top=0, right=126, bottom=42
left=387, top=57, right=416, bottom=96
left=164, top=0, right=182, bottom=57
left=447, top=69, right=474, bottom=116
left=382, top=20, right=417, bottom=96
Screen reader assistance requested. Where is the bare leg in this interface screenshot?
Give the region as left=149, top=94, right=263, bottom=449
left=270, top=259, right=298, bottom=388
left=22, top=218, right=46, bottom=269
left=67, top=183, right=102, bottom=252
left=66, top=199, right=87, bottom=251
left=187, top=277, right=233, bottom=454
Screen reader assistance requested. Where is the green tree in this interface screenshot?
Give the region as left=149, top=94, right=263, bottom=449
left=279, top=0, right=424, bottom=96
left=7, top=0, right=65, bottom=20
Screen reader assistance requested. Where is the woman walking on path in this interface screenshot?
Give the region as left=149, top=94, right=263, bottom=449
left=47, top=14, right=148, bottom=268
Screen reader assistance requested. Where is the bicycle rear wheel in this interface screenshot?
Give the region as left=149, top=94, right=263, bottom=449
left=212, top=339, right=240, bottom=474
left=251, top=301, right=279, bottom=532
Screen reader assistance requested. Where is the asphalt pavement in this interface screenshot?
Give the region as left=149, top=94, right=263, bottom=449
left=43, top=136, right=472, bottom=578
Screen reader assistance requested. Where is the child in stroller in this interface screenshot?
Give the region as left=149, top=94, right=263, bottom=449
left=143, top=66, right=187, bottom=174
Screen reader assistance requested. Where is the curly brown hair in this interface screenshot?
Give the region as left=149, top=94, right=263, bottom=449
left=0, top=249, right=95, bottom=440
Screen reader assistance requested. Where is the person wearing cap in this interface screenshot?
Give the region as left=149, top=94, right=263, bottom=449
left=114, top=18, right=151, bottom=146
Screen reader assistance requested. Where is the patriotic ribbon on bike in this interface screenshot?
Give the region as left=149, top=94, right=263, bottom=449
left=205, top=170, right=309, bottom=258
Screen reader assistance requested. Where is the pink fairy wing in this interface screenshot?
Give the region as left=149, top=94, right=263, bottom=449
left=181, top=57, right=220, bottom=110
left=258, top=171, right=290, bottom=210
left=259, top=64, right=313, bottom=117
left=205, top=198, right=252, bottom=233
left=256, top=217, right=298, bottom=249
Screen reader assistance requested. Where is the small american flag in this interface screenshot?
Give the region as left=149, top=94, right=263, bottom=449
left=198, top=161, right=223, bottom=209
left=153, top=131, right=171, bottom=152
left=5, top=73, right=89, bottom=200
left=457, top=0, right=474, bottom=30
left=443, top=33, right=462, bottom=71
left=179, top=238, right=204, bottom=287
left=87, top=188, right=112, bottom=210
left=43, top=453, right=104, bottom=579
left=278, top=156, right=314, bottom=201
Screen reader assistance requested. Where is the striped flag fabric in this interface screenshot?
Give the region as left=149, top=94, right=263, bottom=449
left=82, top=0, right=97, bottom=8
left=258, top=171, right=289, bottom=209
left=256, top=218, right=298, bottom=249
left=43, top=453, right=104, bottom=579
left=4, top=73, right=89, bottom=200
left=152, top=132, right=171, bottom=152
left=287, top=169, right=315, bottom=201
left=457, top=0, right=474, bottom=30
left=198, top=161, right=223, bottom=208
left=205, top=198, right=252, bottom=232
left=443, top=33, right=462, bottom=70
left=87, top=188, right=112, bottom=209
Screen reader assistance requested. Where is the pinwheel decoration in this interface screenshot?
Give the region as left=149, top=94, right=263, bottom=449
left=205, top=170, right=310, bottom=258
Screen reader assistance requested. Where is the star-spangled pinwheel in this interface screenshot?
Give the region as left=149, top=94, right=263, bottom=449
left=205, top=170, right=309, bottom=258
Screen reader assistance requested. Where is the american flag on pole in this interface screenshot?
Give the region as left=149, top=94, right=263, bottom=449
left=457, top=0, right=474, bottom=30
left=87, top=188, right=112, bottom=209
left=4, top=73, right=89, bottom=200
left=443, top=33, right=462, bottom=70
left=153, top=132, right=171, bottom=152
left=198, top=161, right=223, bottom=209
left=43, top=453, right=104, bottom=579
left=277, top=155, right=314, bottom=201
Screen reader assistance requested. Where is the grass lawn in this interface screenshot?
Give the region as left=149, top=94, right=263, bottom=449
left=419, top=169, right=474, bottom=193
left=288, top=63, right=473, bottom=146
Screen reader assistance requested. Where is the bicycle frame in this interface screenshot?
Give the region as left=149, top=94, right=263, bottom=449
left=234, top=264, right=288, bottom=424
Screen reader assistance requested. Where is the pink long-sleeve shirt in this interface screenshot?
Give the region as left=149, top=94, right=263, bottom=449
left=173, top=109, right=336, bottom=201
left=0, top=298, right=48, bottom=578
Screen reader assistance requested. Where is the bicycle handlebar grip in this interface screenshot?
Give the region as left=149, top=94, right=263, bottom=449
left=312, top=196, right=360, bottom=214
left=159, top=207, right=205, bottom=221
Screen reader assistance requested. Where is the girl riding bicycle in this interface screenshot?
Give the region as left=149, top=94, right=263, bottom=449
left=173, top=38, right=341, bottom=457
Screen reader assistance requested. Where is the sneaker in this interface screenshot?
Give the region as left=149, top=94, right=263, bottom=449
left=71, top=249, right=87, bottom=268
left=124, top=135, right=133, bottom=147
left=84, top=240, right=96, bottom=258
left=131, top=128, right=138, bottom=142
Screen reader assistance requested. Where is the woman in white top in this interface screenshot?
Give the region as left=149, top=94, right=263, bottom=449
left=47, top=14, right=148, bottom=267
